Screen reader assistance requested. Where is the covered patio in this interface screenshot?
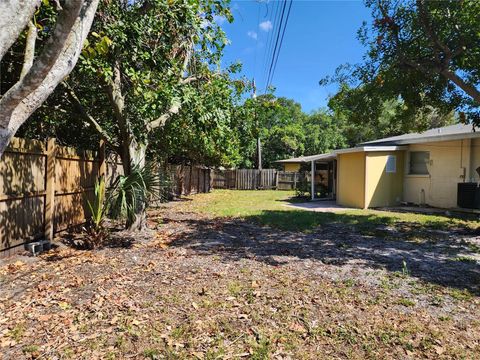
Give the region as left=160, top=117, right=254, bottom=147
left=276, top=153, right=337, bottom=201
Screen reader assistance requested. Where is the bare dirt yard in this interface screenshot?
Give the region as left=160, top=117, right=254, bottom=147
left=1, top=190, right=479, bottom=359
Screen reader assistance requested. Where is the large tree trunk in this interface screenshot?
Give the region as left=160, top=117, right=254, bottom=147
left=0, top=0, right=100, bottom=157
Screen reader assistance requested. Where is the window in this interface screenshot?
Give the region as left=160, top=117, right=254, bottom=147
left=409, top=151, right=430, bottom=175
left=386, top=155, right=396, bottom=173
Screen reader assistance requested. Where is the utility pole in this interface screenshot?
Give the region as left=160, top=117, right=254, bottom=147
left=253, top=79, right=262, bottom=170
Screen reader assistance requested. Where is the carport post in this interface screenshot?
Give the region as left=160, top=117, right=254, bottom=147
left=311, top=160, right=315, bottom=201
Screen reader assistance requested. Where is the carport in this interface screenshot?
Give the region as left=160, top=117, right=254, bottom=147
left=276, top=153, right=337, bottom=201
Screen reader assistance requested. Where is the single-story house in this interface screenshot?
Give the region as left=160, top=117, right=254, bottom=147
left=278, top=123, right=480, bottom=209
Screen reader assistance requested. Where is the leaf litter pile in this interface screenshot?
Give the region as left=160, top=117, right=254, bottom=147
left=1, top=203, right=479, bottom=359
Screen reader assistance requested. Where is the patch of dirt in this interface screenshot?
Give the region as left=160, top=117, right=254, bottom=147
left=0, top=203, right=479, bottom=359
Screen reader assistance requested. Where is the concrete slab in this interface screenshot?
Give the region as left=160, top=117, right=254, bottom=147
left=284, top=201, right=356, bottom=213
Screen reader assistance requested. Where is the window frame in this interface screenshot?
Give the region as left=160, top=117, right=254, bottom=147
left=408, top=151, right=430, bottom=175
left=385, top=155, right=397, bottom=173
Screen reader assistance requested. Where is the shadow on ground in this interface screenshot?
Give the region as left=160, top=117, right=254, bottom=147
left=164, top=210, right=480, bottom=295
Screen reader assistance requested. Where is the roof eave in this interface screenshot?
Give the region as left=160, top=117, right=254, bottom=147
left=361, top=130, right=480, bottom=146
left=335, top=146, right=407, bottom=154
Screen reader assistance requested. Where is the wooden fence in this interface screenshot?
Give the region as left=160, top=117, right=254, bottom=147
left=0, top=138, right=103, bottom=256
left=277, top=171, right=303, bottom=190
left=0, top=137, right=211, bottom=256
left=168, top=165, right=211, bottom=196
left=212, top=169, right=302, bottom=190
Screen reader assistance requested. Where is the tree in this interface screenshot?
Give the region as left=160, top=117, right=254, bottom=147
left=302, top=109, right=346, bottom=154
left=327, top=84, right=455, bottom=146
left=323, top=0, right=480, bottom=128
left=56, top=0, right=233, bottom=229
left=0, top=0, right=99, bottom=157
left=236, top=95, right=307, bottom=168
left=149, top=67, right=247, bottom=167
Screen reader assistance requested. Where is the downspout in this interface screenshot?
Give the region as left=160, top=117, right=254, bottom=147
left=363, top=153, right=368, bottom=209
left=471, top=140, right=476, bottom=182
left=460, top=139, right=465, bottom=182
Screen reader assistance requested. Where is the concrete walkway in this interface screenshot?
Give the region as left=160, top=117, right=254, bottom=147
left=283, top=200, right=356, bottom=213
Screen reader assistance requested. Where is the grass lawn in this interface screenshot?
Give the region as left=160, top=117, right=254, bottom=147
left=179, top=189, right=480, bottom=235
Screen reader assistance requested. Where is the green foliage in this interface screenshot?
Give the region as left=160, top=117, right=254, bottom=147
left=107, top=163, right=162, bottom=227
left=327, top=84, right=455, bottom=146
left=87, top=177, right=106, bottom=229
left=302, top=109, right=346, bottom=154
left=295, top=175, right=310, bottom=198
left=84, top=177, right=108, bottom=249
left=323, top=0, right=480, bottom=128
left=74, top=0, right=235, bottom=145
left=150, top=71, right=247, bottom=167
left=233, top=94, right=347, bottom=168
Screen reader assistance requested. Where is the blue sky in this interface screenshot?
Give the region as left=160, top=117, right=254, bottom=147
left=219, top=0, right=372, bottom=113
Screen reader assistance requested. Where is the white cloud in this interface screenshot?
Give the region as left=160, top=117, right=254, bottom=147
left=259, top=20, right=273, bottom=32
left=247, top=30, right=258, bottom=40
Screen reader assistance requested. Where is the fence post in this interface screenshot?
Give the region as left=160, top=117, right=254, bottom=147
left=189, top=166, right=193, bottom=194
left=197, top=166, right=201, bottom=193
left=44, top=138, right=56, bottom=242
left=293, top=172, right=297, bottom=190
left=275, top=171, right=279, bottom=190
left=99, top=140, right=106, bottom=178
left=209, top=169, right=213, bottom=191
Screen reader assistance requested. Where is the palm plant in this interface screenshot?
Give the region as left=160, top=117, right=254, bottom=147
left=87, top=176, right=106, bottom=228
left=107, top=162, right=167, bottom=230
left=84, top=176, right=108, bottom=249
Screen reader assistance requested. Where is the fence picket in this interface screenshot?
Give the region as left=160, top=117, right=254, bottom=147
left=211, top=169, right=307, bottom=191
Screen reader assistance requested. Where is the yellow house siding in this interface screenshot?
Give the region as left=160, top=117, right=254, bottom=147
left=337, top=152, right=365, bottom=208
left=283, top=163, right=301, bottom=172
left=403, top=140, right=475, bottom=208
left=365, top=151, right=404, bottom=208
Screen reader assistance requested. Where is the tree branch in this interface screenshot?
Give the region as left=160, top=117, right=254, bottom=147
left=0, top=2, right=85, bottom=126
left=147, top=100, right=181, bottom=131
left=403, top=1, right=480, bottom=104
left=104, top=58, right=130, bottom=142
left=441, top=69, right=480, bottom=105
left=0, top=0, right=40, bottom=60
left=20, top=21, right=37, bottom=79
left=0, top=0, right=100, bottom=157
left=416, top=0, right=452, bottom=63
left=63, top=82, right=119, bottom=151
left=179, top=76, right=202, bottom=85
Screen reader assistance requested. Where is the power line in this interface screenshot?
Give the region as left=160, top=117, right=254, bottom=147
left=262, top=0, right=281, bottom=91
left=263, top=0, right=293, bottom=93
left=265, top=0, right=286, bottom=91
left=268, top=0, right=293, bottom=88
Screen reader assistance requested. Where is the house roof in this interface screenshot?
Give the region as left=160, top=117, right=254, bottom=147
left=275, top=152, right=336, bottom=163
left=334, top=145, right=407, bottom=154
left=277, top=124, right=478, bottom=164
left=360, top=123, right=479, bottom=146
